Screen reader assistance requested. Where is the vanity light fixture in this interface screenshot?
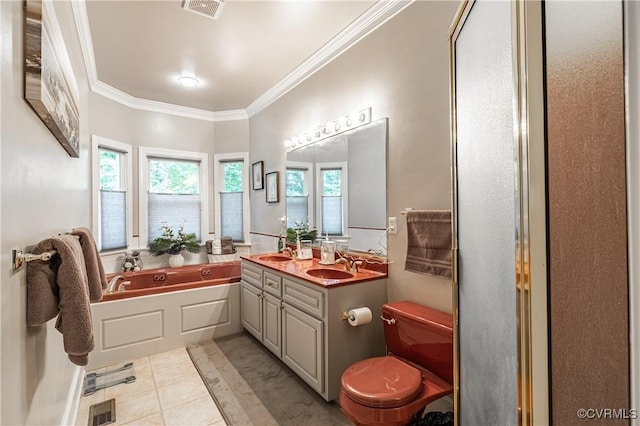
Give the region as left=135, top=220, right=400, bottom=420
left=284, top=107, right=372, bottom=151
left=177, top=75, right=199, bottom=88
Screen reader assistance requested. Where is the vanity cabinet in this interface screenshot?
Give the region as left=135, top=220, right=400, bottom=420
left=241, top=263, right=283, bottom=357
left=240, top=258, right=388, bottom=401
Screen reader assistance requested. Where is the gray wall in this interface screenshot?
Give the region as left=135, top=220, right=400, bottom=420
left=249, top=1, right=459, bottom=312
left=1, top=1, right=91, bottom=424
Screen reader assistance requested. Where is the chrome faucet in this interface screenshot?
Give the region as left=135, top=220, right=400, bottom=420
left=106, top=275, right=125, bottom=294
left=336, top=257, right=364, bottom=273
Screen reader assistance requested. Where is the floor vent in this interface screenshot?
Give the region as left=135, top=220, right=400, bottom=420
left=88, top=399, right=116, bottom=426
left=182, top=0, right=225, bottom=20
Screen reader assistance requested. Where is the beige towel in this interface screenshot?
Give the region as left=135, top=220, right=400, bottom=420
left=71, top=227, right=107, bottom=302
left=405, top=210, right=452, bottom=279
left=26, top=235, right=94, bottom=366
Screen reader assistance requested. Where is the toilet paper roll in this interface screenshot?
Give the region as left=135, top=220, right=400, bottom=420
left=347, top=307, right=372, bottom=327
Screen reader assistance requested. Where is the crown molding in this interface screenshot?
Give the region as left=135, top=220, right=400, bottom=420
left=245, top=0, right=415, bottom=117
left=72, top=0, right=411, bottom=122
left=71, top=0, right=246, bottom=122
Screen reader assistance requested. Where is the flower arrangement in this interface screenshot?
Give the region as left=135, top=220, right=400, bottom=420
left=148, top=222, right=201, bottom=256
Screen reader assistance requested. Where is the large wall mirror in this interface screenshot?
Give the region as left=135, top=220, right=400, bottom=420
left=285, top=118, right=388, bottom=254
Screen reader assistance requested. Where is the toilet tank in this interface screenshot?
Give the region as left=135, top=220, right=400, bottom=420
left=383, top=301, right=454, bottom=385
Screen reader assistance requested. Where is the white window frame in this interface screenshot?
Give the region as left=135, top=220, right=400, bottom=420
left=139, top=146, right=209, bottom=247
left=214, top=152, right=250, bottom=242
left=315, top=162, right=348, bottom=237
left=286, top=161, right=315, bottom=229
left=92, top=135, right=133, bottom=251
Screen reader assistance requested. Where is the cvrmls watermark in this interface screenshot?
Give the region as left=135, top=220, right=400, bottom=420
left=576, top=408, right=637, bottom=420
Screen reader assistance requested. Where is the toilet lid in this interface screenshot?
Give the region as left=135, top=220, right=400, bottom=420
left=341, top=356, right=423, bottom=408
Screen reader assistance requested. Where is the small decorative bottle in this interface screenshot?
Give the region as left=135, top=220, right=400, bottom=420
left=278, top=234, right=284, bottom=253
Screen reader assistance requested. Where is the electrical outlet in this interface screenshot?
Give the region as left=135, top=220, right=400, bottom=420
left=388, top=217, right=398, bottom=234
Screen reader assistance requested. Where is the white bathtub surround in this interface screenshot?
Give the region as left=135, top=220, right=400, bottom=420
left=88, top=283, right=241, bottom=370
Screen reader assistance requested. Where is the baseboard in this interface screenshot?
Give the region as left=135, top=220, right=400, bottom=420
left=61, top=365, right=85, bottom=426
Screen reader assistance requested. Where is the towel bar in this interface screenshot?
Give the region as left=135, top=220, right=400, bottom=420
left=12, top=249, right=57, bottom=270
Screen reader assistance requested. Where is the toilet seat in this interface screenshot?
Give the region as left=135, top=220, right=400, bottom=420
left=341, top=356, right=423, bottom=409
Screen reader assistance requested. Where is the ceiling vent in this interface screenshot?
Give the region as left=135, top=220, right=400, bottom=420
left=182, top=0, right=225, bottom=20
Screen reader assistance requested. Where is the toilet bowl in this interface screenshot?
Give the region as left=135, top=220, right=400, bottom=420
left=339, top=301, right=453, bottom=426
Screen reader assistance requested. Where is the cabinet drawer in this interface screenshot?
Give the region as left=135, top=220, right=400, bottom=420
left=263, top=271, right=282, bottom=297
left=283, top=278, right=324, bottom=319
left=241, top=262, right=262, bottom=288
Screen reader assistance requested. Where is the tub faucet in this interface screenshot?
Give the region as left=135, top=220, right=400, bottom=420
left=106, top=275, right=125, bottom=294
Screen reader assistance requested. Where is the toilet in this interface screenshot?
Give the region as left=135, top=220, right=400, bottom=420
left=339, top=300, right=453, bottom=426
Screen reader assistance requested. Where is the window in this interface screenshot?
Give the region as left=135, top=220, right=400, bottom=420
left=92, top=136, right=133, bottom=252
left=286, top=162, right=314, bottom=229
left=316, top=163, right=348, bottom=236
left=214, top=153, right=250, bottom=242
left=139, top=147, right=209, bottom=246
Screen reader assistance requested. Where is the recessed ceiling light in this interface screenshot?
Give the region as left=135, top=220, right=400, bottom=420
left=177, top=75, right=199, bottom=88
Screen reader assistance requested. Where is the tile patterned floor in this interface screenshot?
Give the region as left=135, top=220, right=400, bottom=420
left=76, top=348, right=226, bottom=426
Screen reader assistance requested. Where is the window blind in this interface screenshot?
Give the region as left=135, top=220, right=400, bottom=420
left=286, top=195, right=309, bottom=228
left=220, top=192, right=243, bottom=242
left=148, top=193, right=201, bottom=242
left=100, top=190, right=127, bottom=251
left=322, top=195, right=342, bottom=235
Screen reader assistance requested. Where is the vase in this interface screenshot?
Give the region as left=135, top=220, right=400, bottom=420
left=168, top=253, right=184, bottom=268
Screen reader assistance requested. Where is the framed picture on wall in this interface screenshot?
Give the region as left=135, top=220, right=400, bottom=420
left=252, top=161, right=264, bottom=190
left=24, top=0, right=80, bottom=158
left=266, top=171, right=279, bottom=203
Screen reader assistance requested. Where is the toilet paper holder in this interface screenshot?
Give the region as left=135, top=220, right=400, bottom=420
left=341, top=310, right=356, bottom=321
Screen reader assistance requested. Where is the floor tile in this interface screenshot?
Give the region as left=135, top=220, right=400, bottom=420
left=113, top=388, right=161, bottom=424
left=119, top=411, right=165, bottom=426
left=162, top=396, right=224, bottom=426
left=157, top=376, right=210, bottom=410
left=76, top=347, right=227, bottom=426
left=152, top=360, right=201, bottom=388
left=149, top=348, right=191, bottom=369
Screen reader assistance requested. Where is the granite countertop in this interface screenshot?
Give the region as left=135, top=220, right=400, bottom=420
left=241, top=253, right=388, bottom=288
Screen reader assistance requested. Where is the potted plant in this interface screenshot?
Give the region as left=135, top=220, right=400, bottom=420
left=148, top=222, right=201, bottom=267
left=286, top=220, right=318, bottom=244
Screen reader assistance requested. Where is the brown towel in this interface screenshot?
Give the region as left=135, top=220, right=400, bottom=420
left=26, top=240, right=61, bottom=326
left=404, top=210, right=452, bottom=279
left=71, top=227, right=107, bottom=302
left=26, top=235, right=95, bottom=366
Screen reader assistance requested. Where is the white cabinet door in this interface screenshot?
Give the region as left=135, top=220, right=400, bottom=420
left=263, top=293, right=282, bottom=357
left=282, top=303, right=324, bottom=394
left=241, top=281, right=263, bottom=341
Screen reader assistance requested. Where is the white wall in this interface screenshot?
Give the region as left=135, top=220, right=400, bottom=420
left=249, top=1, right=459, bottom=312
left=1, top=1, right=90, bottom=424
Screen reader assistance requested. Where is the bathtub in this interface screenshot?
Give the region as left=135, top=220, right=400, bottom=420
left=88, top=261, right=242, bottom=370
left=102, top=262, right=241, bottom=301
